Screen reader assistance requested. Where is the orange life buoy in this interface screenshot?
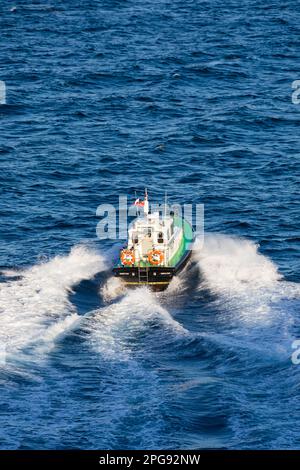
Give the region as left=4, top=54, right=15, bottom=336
left=120, top=249, right=135, bottom=266
left=148, top=249, right=164, bottom=266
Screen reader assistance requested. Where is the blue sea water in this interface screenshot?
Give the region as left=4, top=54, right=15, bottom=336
left=0, top=0, right=300, bottom=450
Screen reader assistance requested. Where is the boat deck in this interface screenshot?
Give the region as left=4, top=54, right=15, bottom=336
left=114, top=216, right=194, bottom=268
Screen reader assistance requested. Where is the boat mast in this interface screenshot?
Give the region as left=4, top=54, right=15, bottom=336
left=134, top=190, right=139, bottom=217
left=164, top=190, right=167, bottom=219
left=144, top=188, right=149, bottom=215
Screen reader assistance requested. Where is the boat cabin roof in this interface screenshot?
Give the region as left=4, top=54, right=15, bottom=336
left=129, top=211, right=173, bottom=234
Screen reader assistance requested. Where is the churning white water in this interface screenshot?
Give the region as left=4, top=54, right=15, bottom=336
left=0, top=246, right=105, bottom=364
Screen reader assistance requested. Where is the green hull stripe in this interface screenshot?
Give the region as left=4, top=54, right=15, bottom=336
left=168, top=216, right=193, bottom=267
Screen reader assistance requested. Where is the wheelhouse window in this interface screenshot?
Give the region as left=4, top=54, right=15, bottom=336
left=170, top=221, right=174, bottom=236
left=132, top=232, right=138, bottom=244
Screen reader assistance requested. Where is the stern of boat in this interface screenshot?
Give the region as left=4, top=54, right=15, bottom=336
left=112, top=266, right=175, bottom=291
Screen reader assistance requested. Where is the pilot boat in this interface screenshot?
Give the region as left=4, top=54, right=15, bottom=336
left=112, top=191, right=194, bottom=291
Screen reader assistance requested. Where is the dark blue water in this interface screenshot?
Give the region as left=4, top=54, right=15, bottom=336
left=1, top=0, right=300, bottom=449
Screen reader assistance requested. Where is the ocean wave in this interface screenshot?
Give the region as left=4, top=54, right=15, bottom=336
left=0, top=245, right=105, bottom=367
left=193, top=233, right=300, bottom=327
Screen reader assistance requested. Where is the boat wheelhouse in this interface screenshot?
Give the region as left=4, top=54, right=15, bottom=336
left=113, top=191, right=194, bottom=291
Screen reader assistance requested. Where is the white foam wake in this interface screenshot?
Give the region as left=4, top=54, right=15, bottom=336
left=73, top=287, right=185, bottom=449
left=0, top=245, right=105, bottom=364
left=193, top=234, right=300, bottom=323
left=101, top=276, right=127, bottom=302
left=85, top=287, right=188, bottom=361
left=194, top=234, right=281, bottom=293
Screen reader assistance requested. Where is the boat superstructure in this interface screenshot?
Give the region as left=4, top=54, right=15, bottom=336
left=113, top=191, right=194, bottom=291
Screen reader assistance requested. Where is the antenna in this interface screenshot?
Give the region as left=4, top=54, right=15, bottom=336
left=144, top=188, right=149, bottom=215
left=164, top=190, right=167, bottom=218
left=134, top=190, right=138, bottom=216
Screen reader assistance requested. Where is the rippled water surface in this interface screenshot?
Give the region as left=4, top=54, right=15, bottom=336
left=0, top=0, right=300, bottom=449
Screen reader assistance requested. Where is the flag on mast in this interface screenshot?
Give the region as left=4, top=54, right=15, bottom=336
left=134, top=198, right=145, bottom=207
left=133, top=189, right=149, bottom=214
left=144, top=188, right=149, bottom=215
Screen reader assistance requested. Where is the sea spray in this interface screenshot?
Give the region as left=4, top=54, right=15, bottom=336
left=78, top=286, right=188, bottom=448
left=86, top=286, right=188, bottom=361
left=0, top=245, right=105, bottom=364
left=193, top=234, right=281, bottom=294
left=192, top=234, right=300, bottom=328
left=101, top=276, right=127, bottom=302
